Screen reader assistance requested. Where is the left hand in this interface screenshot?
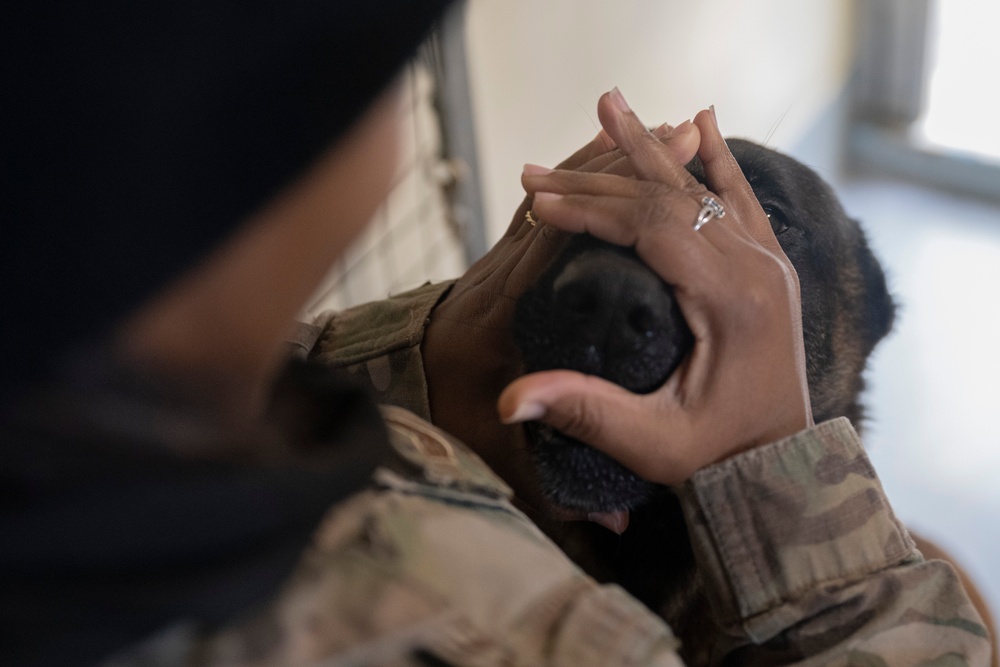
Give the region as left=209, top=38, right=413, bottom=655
left=421, top=121, right=701, bottom=511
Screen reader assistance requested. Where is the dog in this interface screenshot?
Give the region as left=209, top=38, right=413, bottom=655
left=512, top=138, right=898, bottom=663
left=513, top=138, right=895, bottom=511
left=296, top=135, right=993, bottom=662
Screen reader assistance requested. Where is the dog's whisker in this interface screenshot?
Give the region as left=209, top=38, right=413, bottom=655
left=763, top=104, right=793, bottom=147
left=578, top=101, right=600, bottom=134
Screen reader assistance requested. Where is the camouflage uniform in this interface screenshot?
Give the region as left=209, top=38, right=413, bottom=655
left=111, top=282, right=989, bottom=665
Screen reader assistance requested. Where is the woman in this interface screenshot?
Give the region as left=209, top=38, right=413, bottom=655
left=1, top=2, right=989, bottom=665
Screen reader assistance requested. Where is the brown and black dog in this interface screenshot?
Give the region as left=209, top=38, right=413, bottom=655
left=514, top=139, right=894, bottom=516
left=512, top=139, right=995, bottom=664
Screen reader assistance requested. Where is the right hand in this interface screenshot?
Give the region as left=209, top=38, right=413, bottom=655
left=498, top=91, right=812, bottom=486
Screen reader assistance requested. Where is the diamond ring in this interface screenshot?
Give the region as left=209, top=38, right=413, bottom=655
left=693, top=196, right=726, bottom=232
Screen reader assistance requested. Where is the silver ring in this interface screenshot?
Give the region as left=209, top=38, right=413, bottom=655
left=693, top=196, right=726, bottom=232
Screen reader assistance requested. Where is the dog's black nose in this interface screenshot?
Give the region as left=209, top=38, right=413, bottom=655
left=545, top=247, right=689, bottom=393
left=554, top=250, right=663, bottom=347
left=511, top=235, right=696, bottom=510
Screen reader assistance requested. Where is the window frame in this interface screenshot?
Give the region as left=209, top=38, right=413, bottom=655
left=848, top=0, right=1000, bottom=203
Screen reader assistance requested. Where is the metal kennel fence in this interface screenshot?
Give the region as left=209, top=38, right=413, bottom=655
left=302, top=3, right=485, bottom=318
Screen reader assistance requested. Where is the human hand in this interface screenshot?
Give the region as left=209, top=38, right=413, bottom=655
left=498, top=89, right=813, bottom=486
left=422, top=120, right=701, bottom=512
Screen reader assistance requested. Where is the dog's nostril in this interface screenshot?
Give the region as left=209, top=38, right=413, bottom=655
left=627, top=305, right=655, bottom=338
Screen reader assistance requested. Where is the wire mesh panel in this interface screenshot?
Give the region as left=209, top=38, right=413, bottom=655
left=302, top=64, right=464, bottom=317
left=303, top=5, right=483, bottom=318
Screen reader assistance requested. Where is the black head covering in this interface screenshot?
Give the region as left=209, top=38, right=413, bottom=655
left=1, top=3, right=455, bottom=664
left=1, top=1, right=454, bottom=406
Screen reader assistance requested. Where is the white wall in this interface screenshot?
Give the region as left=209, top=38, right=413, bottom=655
left=465, top=0, right=853, bottom=240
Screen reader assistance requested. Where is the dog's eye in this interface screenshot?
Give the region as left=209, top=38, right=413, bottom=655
left=762, top=205, right=789, bottom=235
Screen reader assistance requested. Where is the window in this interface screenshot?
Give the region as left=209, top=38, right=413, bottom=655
left=849, top=0, right=1000, bottom=202
left=919, top=0, right=1000, bottom=163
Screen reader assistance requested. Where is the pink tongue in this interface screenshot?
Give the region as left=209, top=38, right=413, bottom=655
left=587, top=510, right=630, bottom=535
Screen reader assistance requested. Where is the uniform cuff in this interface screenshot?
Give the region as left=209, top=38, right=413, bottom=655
left=678, top=418, right=915, bottom=641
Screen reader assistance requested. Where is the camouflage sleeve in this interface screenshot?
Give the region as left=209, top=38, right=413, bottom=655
left=679, top=417, right=992, bottom=665
left=304, top=280, right=455, bottom=421
left=127, top=406, right=687, bottom=667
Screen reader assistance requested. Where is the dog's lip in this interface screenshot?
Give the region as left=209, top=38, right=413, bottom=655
left=523, top=424, right=640, bottom=533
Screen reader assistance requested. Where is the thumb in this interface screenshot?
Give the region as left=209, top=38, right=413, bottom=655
left=498, top=369, right=688, bottom=481
left=499, top=370, right=633, bottom=445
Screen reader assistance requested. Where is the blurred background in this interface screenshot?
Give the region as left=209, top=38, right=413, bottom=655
left=308, top=0, right=1000, bottom=624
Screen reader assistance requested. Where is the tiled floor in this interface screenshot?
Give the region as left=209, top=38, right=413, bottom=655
left=835, top=174, right=1000, bottom=620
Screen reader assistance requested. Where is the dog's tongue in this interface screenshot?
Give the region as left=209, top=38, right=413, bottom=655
left=587, top=510, right=630, bottom=535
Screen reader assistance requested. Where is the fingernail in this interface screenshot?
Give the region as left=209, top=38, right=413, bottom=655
left=610, top=86, right=631, bottom=113
left=710, top=104, right=718, bottom=126
left=502, top=401, right=547, bottom=424
left=523, top=163, right=553, bottom=177
left=666, top=119, right=692, bottom=137
left=652, top=122, right=673, bottom=138
left=533, top=191, right=563, bottom=204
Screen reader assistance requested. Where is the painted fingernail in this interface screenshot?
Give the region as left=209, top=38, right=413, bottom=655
left=523, top=163, right=553, bottom=177
left=666, top=119, right=693, bottom=138
left=502, top=401, right=547, bottom=424
left=610, top=86, right=631, bottom=113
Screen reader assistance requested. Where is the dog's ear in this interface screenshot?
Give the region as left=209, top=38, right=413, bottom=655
left=853, top=227, right=897, bottom=354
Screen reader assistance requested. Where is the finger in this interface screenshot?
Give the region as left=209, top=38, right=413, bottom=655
left=522, top=168, right=665, bottom=199
left=566, top=125, right=664, bottom=176
left=497, top=222, right=570, bottom=302
left=498, top=370, right=695, bottom=485
left=668, top=189, right=748, bottom=256
left=693, top=108, right=782, bottom=256
left=578, top=120, right=701, bottom=177
left=518, top=120, right=703, bottom=241
left=556, top=128, right=618, bottom=171
left=657, top=121, right=701, bottom=171
left=523, top=166, right=743, bottom=260
left=523, top=167, right=733, bottom=262
left=573, top=120, right=702, bottom=178
left=528, top=190, right=711, bottom=283
left=596, top=88, right=702, bottom=192
left=501, top=129, right=618, bottom=239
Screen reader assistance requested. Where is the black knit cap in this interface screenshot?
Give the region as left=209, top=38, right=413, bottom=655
left=1, top=1, right=454, bottom=404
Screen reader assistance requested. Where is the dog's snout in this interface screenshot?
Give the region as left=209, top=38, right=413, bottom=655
left=554, top=254, right=664, bottom=345
left=547, top=249, right=686, bottom=392
left=552, top=253, right=671, bottom=345
left=511, top=236, right=697, bottom=510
